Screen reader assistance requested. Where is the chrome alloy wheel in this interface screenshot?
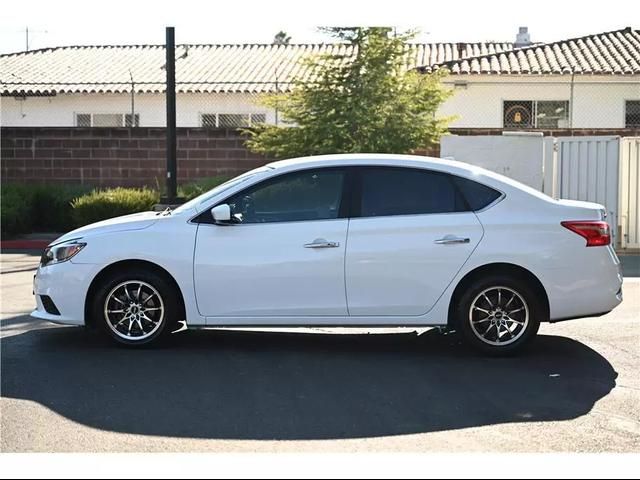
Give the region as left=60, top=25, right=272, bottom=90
left=468, top=286, right=529, bottom=347
left=103, top=280, right=165, bottom=341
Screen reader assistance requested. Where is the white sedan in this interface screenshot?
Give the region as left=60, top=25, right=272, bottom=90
left=32, top=154, right=623, bottom=355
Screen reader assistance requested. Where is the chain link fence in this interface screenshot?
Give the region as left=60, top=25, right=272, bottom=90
left=0, top=81, right=283, bottom=129
left=4, top=81, right=636, bottom=137
left=2, top=79, right=638, bottom=131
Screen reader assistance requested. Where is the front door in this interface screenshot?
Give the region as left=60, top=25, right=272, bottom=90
left=194, top=167, right=349, bottom=319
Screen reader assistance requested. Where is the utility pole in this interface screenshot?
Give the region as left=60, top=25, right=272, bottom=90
left=569, top=71, right=575, bottom=136
left=25, top=27, right=48, bottom=52
left=129, top=70, right=135, bottom=128
left=164, top=26, right=178, bottom=203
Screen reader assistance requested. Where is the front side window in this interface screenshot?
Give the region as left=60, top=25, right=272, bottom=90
left=626, top=100, right=640, bottom=128
left=225, top=169, right=346, bottom=224
left=358, top=168, right=467, bottom=218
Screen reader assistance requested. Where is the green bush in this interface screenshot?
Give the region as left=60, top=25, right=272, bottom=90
left=178, top=175, right=232, bottom=201
left=1, top=184, right=90, bottom=237
left=1, top=185, right=32, bottom=237
left=34, top=185, right=92, bottom=232
left=71, top=188, right=160, bottom=227
left=1, top=176, right=234, bottom=238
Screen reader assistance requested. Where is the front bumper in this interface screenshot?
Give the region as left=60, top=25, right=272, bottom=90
left=31, top=260, right=98, bottom=326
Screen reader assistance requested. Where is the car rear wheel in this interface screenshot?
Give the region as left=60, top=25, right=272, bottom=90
left=454, top=275, right=541, bottom=356
left=91, top=269, right=180, bottom=347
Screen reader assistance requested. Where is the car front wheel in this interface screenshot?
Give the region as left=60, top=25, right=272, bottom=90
left=454, top=275, right=542, bottom=356
left=92, top=269, right=180, bottom=347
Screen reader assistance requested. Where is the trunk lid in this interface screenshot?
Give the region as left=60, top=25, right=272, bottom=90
left=556, top=199, right=607, bottom=221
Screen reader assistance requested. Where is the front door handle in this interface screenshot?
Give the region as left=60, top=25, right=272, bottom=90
left=304, top=239, right=340, bottom=248
left=434, top=236, right=470, bottom=245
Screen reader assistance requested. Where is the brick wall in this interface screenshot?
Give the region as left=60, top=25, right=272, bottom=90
left=1, top=127, right=268, bottom=187
left=2, top=127, right=639, bottom=187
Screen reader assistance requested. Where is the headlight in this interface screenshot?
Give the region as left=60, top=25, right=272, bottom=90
left=41, top=241, right=86, bottom=266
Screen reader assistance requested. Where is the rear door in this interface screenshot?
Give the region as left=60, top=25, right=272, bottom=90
left=345, top=167, right=484, bottom=316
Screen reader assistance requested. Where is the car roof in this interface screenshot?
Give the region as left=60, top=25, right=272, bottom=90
left=267, top=153, right=473, bottom=173
left=266, top=153, right=555, bottom=203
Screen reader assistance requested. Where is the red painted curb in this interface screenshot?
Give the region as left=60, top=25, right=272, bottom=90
left=1, top=239, right=49, bottom=250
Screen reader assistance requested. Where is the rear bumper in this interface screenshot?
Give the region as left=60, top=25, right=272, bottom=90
left=544, top=245, right=623, bottom=322
left=549, top=309, right=615, bottom=323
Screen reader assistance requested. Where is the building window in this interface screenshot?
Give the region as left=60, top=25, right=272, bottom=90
left=75, top=113, right=140, bottom=127
left=200, top=113, right=266, bottom=128
left=626, top=101, right=640, bottom=128
left=503, top=101, right=570, bottom=129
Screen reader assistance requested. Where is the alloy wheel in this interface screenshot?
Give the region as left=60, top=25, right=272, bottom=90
left=468, top=286, right=529, bottom=346
left=103, top=280, right=165, bottom=341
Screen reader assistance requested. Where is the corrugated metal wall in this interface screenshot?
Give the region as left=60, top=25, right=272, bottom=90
left=619, top=137, right=640, bottom=249
left=442, top=134, right=640, bottom=249
left=556, top=136, right=620, bottom=240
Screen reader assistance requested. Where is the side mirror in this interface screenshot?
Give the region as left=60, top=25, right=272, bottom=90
left=211, top=204, right=231, bottom=224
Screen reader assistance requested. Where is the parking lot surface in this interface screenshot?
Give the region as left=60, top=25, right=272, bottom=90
left=1, top=252, right=638, bottom=452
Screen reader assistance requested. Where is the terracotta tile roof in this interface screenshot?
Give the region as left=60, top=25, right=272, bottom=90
left=0, top=42, right=512, bottom=95
left=421, top=27, right=640, bottom=75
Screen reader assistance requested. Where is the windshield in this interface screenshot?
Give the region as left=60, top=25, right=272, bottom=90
left=172, top=166, right=271, bottom=214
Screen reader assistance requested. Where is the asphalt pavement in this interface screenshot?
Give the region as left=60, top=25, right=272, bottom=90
left=1, top=252, right=638, bottom=452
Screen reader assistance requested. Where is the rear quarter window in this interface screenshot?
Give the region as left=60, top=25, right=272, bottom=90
left=452, top=176, right=503, bottom=211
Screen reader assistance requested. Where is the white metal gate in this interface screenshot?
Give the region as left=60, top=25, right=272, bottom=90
left=556, top=136, right=620, bottom=241
left=619, top=137, right=640, bottom=249
left=440, top=134, right=638, bottom=249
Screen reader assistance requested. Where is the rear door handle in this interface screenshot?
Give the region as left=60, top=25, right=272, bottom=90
left=304, top=239, right=340, bottom=248
left=434, top=236, right=470, bottom=245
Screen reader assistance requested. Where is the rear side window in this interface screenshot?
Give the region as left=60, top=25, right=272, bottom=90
left=452, top=176, right=502, bottom=211
left=358, top=167, right=467, bottom=217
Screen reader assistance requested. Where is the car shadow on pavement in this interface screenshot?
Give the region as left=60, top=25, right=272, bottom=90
left=1, top=323, right=617, bottom=441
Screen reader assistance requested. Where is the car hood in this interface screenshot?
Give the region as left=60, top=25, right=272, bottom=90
left=51, top=211, right=160, bottom=245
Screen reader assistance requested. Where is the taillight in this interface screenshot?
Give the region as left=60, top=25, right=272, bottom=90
left=561, top=221, right=610, bottom=247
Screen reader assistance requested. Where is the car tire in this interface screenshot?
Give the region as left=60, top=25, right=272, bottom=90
left=91, top=268, right=180, bottom=347
left=453, top=274, right=542, bottom=356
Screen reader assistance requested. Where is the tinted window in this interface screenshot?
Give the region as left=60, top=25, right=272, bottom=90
left=225, top=169, right=345, bottom=224
left=359, top=168, right=466, bottom=217
left=453, top=176, right=502, bottom=211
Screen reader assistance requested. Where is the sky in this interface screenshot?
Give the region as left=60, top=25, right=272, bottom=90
left=0, top=0, right=638, bottom=54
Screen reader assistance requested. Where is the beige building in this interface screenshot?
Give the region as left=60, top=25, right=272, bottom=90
left=1, top=27, right=639, bottom=131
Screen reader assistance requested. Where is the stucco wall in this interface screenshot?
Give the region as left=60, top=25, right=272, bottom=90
left=1, top=92, right=273, bottom=128
left=439, top=75, right=640, bottom=129
left=2, top=75, right=639, bottom=129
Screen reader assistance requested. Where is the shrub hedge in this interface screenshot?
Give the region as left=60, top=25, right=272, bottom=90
left=1, top=184, right=91, bottom=238
left=1, top=176, right=233, bottom=238
left=70, top=187, right=160, bottom=227
left=177, top=175, right=232, bottom=200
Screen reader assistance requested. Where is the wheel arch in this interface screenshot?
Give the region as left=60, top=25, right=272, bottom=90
left=447, top=262, right=550, bottom=327
left=84, top=259, right=186, bottom=329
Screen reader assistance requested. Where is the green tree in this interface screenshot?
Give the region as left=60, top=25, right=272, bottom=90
left=247, top=27, right=453, bottom=159
left=273, top=31, right=291, bottom=45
